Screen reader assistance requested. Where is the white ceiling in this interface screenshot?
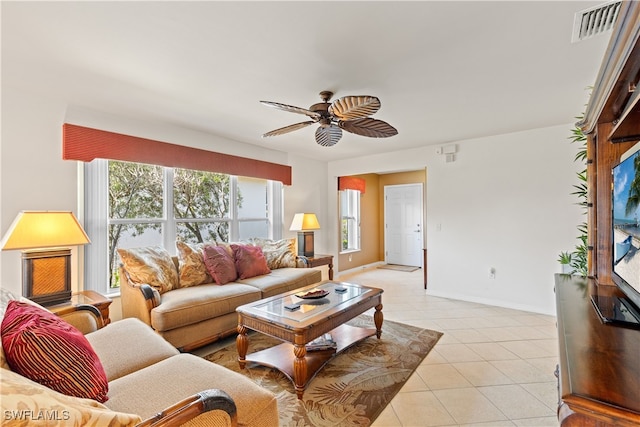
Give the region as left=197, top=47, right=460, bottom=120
left=2, top=1, right=612, bottom=162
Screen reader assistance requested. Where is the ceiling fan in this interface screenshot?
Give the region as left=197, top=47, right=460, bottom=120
left=260, top=91, right=398, bottom=147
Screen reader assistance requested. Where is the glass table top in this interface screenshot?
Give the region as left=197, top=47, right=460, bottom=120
left=253, top=281, right=372, bottom=321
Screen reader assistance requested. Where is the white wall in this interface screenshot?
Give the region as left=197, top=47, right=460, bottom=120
left=283, top=154, right=329, bottom=254
left=329, top=124, right=584, bottom=315
left=1, top=90, right=79, bottom=297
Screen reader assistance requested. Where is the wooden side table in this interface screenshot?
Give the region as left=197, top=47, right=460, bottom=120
left=49, top=290, right=112, bottom=325
left=299, top=254, right=334, bottom=280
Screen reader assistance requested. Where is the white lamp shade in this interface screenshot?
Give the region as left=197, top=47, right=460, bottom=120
left=289, top=213, right=320, bottom=231
left=1, top=211, right=91, bottom=250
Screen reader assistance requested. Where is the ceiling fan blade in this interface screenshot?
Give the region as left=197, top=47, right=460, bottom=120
left=340, top=118, right=398, bottom=138
left=315, top=125, right=342, bottom=147
left=329, top=96, right=381, bottom=120
left=262, top=121, right=315, bottom=137
left=260, top=101, right=321, bottom=120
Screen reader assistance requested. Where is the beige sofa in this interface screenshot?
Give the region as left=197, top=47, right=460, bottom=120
left=0, top=291, right=279, bottom=427
left=120, top=239, right=322, bottom=351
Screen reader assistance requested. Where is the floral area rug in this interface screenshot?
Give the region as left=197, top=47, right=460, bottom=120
left=203, top=315, right=442, bottom=426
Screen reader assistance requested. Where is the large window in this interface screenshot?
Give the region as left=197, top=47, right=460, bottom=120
left=340, top=189, right=361, bottom=253
left=84, top=159, right=282, bottom=295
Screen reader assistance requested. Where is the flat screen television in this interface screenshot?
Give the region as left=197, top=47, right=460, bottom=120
left=605, top=141, right=640, bottom=326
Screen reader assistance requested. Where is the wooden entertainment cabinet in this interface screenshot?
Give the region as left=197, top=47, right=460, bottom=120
left=555, top=3, right=640, bottom=426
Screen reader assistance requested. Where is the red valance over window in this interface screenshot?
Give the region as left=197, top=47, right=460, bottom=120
left=338, top=176, right=365, bottom=194
left=62, top=124, right=292, bottom=185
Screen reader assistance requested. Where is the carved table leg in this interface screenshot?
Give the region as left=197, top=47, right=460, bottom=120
left=293, top=342, right=307, bottom=399
left=374, top=303, right=383, bottom=339
left=236, top=324, right=248, bottom=369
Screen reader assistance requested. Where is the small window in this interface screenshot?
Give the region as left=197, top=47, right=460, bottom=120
left=340, top=189, right=360, bottom=253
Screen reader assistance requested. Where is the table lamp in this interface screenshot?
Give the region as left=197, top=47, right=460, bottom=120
left=1, top=211, right=91, bottom=306
left=289, top=213, right=320, bottom=258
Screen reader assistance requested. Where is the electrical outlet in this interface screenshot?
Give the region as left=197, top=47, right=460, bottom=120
left=489, top=267, right=496, bottom=279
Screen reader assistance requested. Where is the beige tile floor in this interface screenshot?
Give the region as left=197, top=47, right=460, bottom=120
left=337, top=266, right=559, bottom=427
left=194, top=265, right=560, bottom=426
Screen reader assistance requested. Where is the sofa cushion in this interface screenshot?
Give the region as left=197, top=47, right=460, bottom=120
left=1, top=301, right=109, bottom=402
left=231, top=244, right=270, bottom=279
left=202, top=244, right=238, bottom=285
left=176, top=241, right=213, bottom=288
left=248, top=237, right=297, bottom=269
left=118, top=246, right=179, bottom=294
left=151, top=283, right=260, bottom=332
left=1, top=368, right=141, bottom=427
left=236, top=267, right=322, bottom=298
left=86, top=318, right=179, bottom=382
left=106, top=353, right=278, bottom=427
left=156, top=312, right=239, bottom=351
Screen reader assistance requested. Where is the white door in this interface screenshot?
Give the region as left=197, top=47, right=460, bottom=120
left=384, top=184, right=423, bottom=266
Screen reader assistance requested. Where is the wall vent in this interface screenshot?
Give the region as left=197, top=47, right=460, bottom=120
left=572, top=1, right=621, bottom=43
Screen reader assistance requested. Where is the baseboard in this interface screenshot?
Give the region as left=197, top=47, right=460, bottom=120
left=425, top=289, right=556, bottom=316
left=335, top=262, right=385, bottom=278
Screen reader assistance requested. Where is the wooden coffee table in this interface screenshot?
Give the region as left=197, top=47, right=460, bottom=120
left=236, top=281, right=383, bottom=399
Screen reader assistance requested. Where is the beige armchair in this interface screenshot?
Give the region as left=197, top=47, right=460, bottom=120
left=1, top=296, right=278, bottom=427
left=61, top=306, right=240, bottom=427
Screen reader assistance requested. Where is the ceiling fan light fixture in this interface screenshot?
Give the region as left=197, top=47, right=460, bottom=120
left=261, top=90, right=397, bottom=147
left=315, top=126, right=342, bottom=147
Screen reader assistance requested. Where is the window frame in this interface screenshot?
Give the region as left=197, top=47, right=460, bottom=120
left=339, top=189, right=361, bottom=254
left=83, top=159, right=283, bottom=297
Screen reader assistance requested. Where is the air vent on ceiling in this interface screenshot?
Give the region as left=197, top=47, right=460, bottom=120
left=572, top=1, right=621, bottom=43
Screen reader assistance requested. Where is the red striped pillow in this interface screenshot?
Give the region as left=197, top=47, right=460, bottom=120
left=1, top=300, right=109, bottom=402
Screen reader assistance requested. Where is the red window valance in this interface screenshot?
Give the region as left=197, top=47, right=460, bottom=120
left=62, top=124, right=292, bottom=185
left=338, top=176, right=365, bottom=194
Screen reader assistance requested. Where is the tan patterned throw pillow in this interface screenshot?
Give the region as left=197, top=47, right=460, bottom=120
left=117, top=246, right=178, bottom=294
left=176, top=241, right=212, bottom=287
left=250, top=238, right=297, bottom=269
left=1, top=368, right=141, bottom=426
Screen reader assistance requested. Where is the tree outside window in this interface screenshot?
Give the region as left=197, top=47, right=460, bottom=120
left=173, top=168, right=235, bottom=244
left=108, top=162, right=163, bottom=289
left=86, top=159, right=282, bottom=295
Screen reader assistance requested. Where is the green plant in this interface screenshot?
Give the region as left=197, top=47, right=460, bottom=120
left=561, top=114, right=588, bottom=276
left=558, top=251, right=572, bottom=265
left=570, top=222, right=588, bottom=276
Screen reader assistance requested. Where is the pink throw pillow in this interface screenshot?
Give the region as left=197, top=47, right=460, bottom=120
left=231, top=244, right=271, bottom=279
left=1, top=300, right=109, bottom=402
left=202, top=245, right=238, bottom=285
